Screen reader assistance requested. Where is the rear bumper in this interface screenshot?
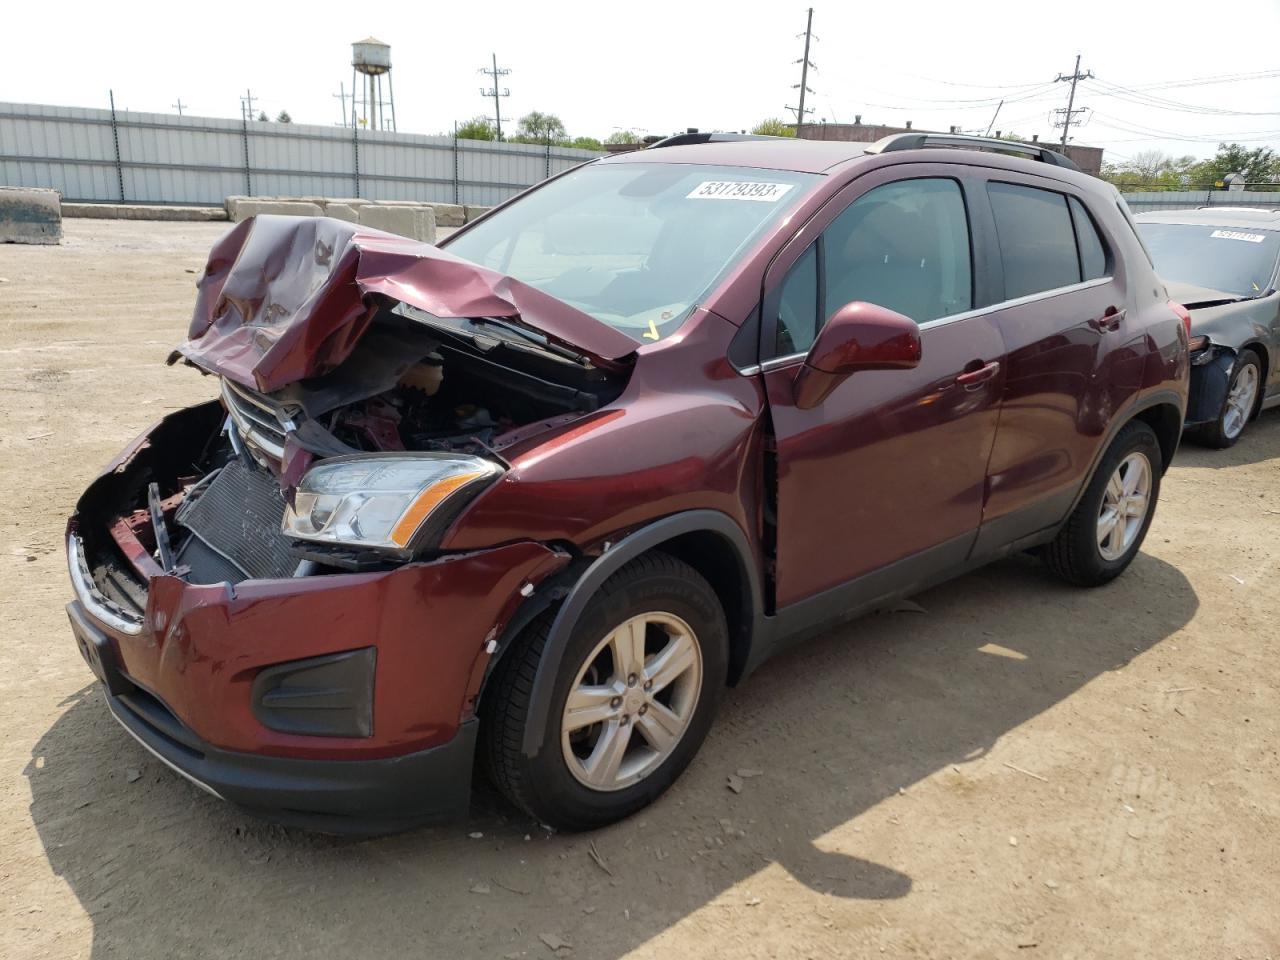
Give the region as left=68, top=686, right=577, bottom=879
left=73, top=598, right=477, bottom=832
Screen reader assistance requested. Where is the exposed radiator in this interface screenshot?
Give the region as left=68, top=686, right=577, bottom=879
left=175, top=461, right=297, bottom=583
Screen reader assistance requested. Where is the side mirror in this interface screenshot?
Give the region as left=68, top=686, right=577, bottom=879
left=793, top=301, right=922, bottom=410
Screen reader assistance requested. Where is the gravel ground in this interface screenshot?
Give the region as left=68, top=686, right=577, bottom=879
left=1, top=219, right=1277, bottom=960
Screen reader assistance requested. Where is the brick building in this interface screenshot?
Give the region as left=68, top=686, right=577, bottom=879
left=796, top=119, right=1104, bottom=176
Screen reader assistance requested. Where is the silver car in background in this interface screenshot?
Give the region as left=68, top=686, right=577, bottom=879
left=1136, top=207, right=1280, bottom=447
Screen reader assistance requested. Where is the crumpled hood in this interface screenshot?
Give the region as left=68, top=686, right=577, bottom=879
left=179, top=215, right=638, bottom=391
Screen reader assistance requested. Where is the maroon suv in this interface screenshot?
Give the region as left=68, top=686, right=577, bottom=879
left=65, top=132, right=1189, bottom=833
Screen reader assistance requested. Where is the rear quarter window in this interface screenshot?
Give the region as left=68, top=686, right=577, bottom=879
left=1069, top=196, right=1109, bottom=281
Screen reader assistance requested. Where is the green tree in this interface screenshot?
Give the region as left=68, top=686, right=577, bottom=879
left=1188, top=143, right=1279, bottom=187
left=512, top=111, right=568, bottom=144
left=276, top=110, right=292, bottom=124
left=257, top=111, right=269, bottom=122
left=455, top=116, right=495, bottom=141
left=568, top=135, right=603, bottom=151
left=605, top=129, right=641, bottom=145
left=751, top=118, right=796, bottom=138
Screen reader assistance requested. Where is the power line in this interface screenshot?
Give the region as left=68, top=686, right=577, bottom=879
left=478, top=54, right=511, bottom=140
left=1124, top=67, right=1280, bottom=93
left=1091, top=77, right=1280, bottom=117
left=856, top=81, right=1058, bottom=109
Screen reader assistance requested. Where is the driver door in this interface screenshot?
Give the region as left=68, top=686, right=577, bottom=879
left=760, top=167, right=1006, bottom=609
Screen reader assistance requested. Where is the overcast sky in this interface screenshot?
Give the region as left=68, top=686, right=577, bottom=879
left=5, top=0, right=1279, bottom=163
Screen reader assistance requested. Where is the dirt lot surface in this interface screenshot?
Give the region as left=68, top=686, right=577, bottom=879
left=1, top=219, right=1277, bottom=959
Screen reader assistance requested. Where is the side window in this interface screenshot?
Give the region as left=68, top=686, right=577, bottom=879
left=776, top=243, right=820, bottom=354
left=1069, top=196, right=1109, bottom=281
left=823, top=178, right=972, bottom=326
left=988, top=182, right=1081, bottom=299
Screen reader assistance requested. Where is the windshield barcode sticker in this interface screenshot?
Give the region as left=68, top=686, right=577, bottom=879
left=687, top=181, right=795, bottom=202
left=1210, top=229, right=1266, bottom=243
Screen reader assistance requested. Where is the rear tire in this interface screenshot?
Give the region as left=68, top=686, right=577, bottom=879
left=1193, top=349, right=1262, bottom=449
left=1043, top=419, right=1162, bottom=587
left=480, top=551, right=728, bottom=831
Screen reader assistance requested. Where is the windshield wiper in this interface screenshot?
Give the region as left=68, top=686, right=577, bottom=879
left=1181, top=296, right=1248, bottom=309
left=468, top=317, right=590, bottom=365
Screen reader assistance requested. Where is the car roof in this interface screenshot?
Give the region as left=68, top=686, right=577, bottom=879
left=1135, top=207, right=1280, bottom=229
left=595, top=139, right=1110, bottom=198
left=596, top=138, right=871, bottom=173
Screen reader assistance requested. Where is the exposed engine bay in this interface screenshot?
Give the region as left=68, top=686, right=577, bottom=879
left=75, top=305, right=628, bottom=601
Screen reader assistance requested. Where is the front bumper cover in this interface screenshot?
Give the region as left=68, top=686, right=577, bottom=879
left=104, top=650, right=478, bottom=833
left=1184, top=346, right=1235, bottom=427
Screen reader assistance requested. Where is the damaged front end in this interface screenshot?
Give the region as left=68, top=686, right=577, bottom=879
left=102, top=214, right=633, bottom=585
left=63, top=215, right=640, bottom=826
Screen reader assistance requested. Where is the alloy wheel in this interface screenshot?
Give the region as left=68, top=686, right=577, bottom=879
left=561, top=612, right=702, bottom=792
left=1096, top=451, right=1152, bottom=562
left=1222, top=362, right=1259, bottom=440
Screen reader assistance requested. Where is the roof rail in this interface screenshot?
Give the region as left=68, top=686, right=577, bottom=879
left=865, top=132, right=1080, bottom=172
left=647, top=132, right=784, bottom=149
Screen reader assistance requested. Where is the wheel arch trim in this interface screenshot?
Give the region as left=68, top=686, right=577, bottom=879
left=1070, top=389, right=1185, bottom=520
left=518, top=510, right=764, bottom=758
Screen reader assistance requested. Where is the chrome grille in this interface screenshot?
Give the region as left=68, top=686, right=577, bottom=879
left=220, top=378, right=294, bottom=469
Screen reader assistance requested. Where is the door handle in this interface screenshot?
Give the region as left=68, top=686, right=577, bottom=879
left=955, top=360, right=1001, bottom=389
left=1090, top=306, right=1125, bottom=332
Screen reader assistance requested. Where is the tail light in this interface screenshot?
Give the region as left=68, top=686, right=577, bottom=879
left=1169, top=299, right=1193, bottom=337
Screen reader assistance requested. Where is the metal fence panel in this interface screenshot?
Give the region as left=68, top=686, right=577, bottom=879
left=0, top=101, right=603, bottom=206
left=1121, top=190, right=1280, bottom=214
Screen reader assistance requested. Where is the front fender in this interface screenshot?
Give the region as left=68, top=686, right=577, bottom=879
left=518, top=510, right=763, bottom=758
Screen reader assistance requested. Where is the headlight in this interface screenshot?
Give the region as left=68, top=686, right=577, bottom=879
left=282, top=453, right=501, bottom=557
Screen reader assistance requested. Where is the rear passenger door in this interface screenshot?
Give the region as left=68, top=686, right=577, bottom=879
left=972, top=174, right=1147, bottom=552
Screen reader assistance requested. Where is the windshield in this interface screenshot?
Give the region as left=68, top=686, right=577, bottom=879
left=444, top=162, right=818, bottom=341
left=1137, top=221, right=1280, bottom=298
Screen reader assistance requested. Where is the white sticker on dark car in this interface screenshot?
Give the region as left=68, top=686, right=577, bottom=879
left=1209, top=229, right=1267, bottom=243
left=687, top=181, right=795, bottom=202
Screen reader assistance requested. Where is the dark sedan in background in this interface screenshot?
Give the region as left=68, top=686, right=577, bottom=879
left=1137, top=207, right=1280, bottom=447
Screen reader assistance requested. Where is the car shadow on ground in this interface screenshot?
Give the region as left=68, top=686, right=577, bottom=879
left=26, top=551, right=1197, bottom=959
left=1172, top=407, right=1280, bottom=469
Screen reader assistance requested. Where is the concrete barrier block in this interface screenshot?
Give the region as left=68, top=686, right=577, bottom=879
left=323, top=203, right=362, bottom=224
left=321, top=198, right=370, bottom=211
left=463, top=204, right=492, bottom=223
left=0, top=187, right=62, bottom=244
left=229, top=199, right=324, bottom=222
left=427, top=203, right=466, bottom=227
left=359, top=204, right=437, bottom=242
left=62, top=203, right=228, bottom=221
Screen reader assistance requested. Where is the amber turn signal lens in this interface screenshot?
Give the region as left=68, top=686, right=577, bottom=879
left=389, top=471, right=488, bottom=546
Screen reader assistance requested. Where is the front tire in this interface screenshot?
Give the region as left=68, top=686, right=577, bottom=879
left=1043, top=419, right=1162, bottom=587
left=480, top=551, right=728, bottom=831
left=1194, top=349, right=1262, bottom=449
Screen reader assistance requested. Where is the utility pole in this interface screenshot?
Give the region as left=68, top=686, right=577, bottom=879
left=1054, top=55, right=1093, bottom=149
left=787, top=8, right=817, bottom=129
left=478, top=54, right=511, bottom=140
left=984, top=99, right=1003, bottom=137
left=333, top=83, right=348, bottom=127
left=239, top=89, right=257, bottom=123
left=171, top=98, right=186, bottom=117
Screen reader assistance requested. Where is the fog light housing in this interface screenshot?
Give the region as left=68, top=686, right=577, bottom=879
left=251, top=648, right=376, bottom=738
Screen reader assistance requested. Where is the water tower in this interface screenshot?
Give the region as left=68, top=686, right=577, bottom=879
left=351, top=37, right=396, bottom=131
